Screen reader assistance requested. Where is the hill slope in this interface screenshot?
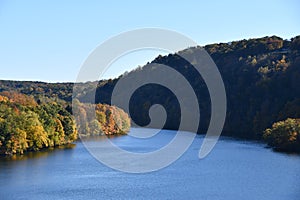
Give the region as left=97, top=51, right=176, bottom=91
left=1, top=35, right=300, bottom=139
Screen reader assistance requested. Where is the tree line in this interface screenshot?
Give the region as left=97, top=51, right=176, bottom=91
left=1, top=35, right=299, bottom=152
left=0, top=91, right=130, bottom=155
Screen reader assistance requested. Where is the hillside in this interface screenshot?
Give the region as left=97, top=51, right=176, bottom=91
left=92, top=35, right=300, bottom=139
left=1, top=35, right=300, bottom=140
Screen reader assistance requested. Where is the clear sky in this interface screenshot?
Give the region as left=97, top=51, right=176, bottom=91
left=0, top=0, right=299, bottom=82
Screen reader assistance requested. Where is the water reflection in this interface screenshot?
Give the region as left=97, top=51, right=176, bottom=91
left=0, top=143, right=76, bottom=162
left=0, top=134, right=122, bottom=163
left=0, top=130, right=299, bottom=200
left=80, top=134, right=122, bottom=141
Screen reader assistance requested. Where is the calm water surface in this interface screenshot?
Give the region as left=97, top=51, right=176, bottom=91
left=0, top=128, right=299, bottom=200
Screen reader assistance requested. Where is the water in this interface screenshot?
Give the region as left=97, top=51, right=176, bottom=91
left=0, top=128, right=299, bottom=200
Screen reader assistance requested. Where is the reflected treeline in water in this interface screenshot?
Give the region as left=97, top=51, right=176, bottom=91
left=79, top=133, right=124, bottom=142
left=0, top=134, right=124, bottom=162
left=0, top=143, right=76, bottom=162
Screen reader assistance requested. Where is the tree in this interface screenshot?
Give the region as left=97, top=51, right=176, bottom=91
left=0, top=93, right=80, bottom=155
left=89, top=119, right=103, bottom=135
left=263, top=118, right=300, bottom=152
left=24, top=111, right=49, bottom=151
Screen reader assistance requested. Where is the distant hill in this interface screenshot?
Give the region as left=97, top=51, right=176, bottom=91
left=0, top=80, right=74, bottom=101
left=1, top=35, right=300, bottom=139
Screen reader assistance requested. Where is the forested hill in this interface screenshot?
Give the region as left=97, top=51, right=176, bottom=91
left=78, top=35, right=300, bottom=139
left=0, top=81, right=73, bottom=101
left=1, top=35, right=300, bottom=140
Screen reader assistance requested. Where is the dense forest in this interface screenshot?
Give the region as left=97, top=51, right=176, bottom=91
left=1, top=35, right=299, bottom=152
left=85, top=35, right=300, bottom=140
left=72, top=99, right=130, bottom=136
left=0, top=91, right=130, bottom=155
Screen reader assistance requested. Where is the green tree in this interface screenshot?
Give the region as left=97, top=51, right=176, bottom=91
left=263, top=118, right=300, bottom=152
left=24, top=111, right=49, bottom=151
left=89, top=119, right=103, bottom=135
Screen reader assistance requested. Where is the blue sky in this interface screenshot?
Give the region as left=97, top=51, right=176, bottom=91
left=0, top=0, right=299, bottom=82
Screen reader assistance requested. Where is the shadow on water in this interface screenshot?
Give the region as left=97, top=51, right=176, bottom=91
left=0, top=143, right=77, bottom=162
left=0, top=134, right=124, bottom=163
left=79, top=133, right=125, bottom=141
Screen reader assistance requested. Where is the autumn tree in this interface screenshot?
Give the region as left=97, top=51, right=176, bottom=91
left=263, top=118, right=300, bottom=152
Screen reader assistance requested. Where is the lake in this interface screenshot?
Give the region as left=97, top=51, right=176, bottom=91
left=0, top=128, right=299, bottom=200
